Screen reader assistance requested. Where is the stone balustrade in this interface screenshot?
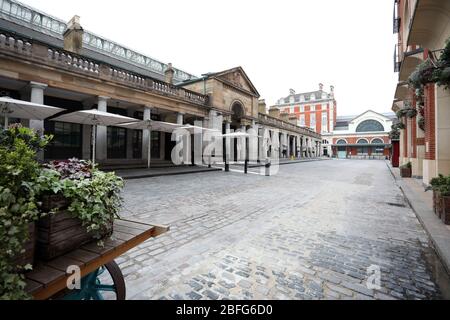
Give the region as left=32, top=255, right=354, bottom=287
left=108, top=67, right=146, bottom=87
left=0, top=33, right=32, bottom=55
left=47, top=48, right=99, bottom=74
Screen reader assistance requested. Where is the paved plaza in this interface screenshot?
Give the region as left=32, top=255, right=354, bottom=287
left=118, top=160, right=446, bottom=300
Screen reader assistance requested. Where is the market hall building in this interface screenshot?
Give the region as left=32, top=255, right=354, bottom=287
left=322, top=110, right=395, bottom=159
left=0, top=0, right=321, bottom=167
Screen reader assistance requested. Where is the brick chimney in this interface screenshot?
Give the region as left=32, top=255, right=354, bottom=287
left=164, top=63, right=175, bottom=84
left=258, top=99, right=267, bottom=114
left=330, top=85, right=335, bottom=97
left=63, top=15, right=83, bottom=54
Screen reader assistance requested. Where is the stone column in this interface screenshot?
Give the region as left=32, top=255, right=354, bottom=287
left=126, top=109, right=134, bottom=160
left=286, top=134, right=291, bottom=158
left=96, top=96, right=109, bottom=161
left=29, top=82, right=47, bottom=132
left=143, top=107, right=151, bottom=163
left=225, top=120, right=231, bottom=163
left=29, top=82, right=48, bottom=160
left=177, top=112, right=190, bottom=164
left=177, top=112, right=184, bottom=125
left=240, top=124, right=246, bottom=161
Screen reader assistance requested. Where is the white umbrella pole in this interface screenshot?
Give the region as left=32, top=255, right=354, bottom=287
left=147, top=126, right=152, bottom=169
left=92, top=124, right=96, bottom=165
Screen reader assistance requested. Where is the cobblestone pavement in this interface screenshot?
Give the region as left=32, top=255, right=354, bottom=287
left=118, top=160, right=445, bottom=300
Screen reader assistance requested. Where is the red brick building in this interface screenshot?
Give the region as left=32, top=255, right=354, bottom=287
left=392, top=0, right=450, bottom=184
left=270, top=84, right=337, bottom=134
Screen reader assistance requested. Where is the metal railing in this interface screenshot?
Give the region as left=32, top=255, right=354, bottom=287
left=0, top=0, right=197, bottom=82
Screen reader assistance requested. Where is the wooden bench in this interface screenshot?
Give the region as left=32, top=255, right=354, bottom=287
left=25, top=219, right=169, bottom=300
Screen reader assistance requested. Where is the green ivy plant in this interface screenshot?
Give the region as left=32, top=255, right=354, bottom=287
left=0, top=125, right=51, bottom=300
left=37, top=161, right=124, bottom=243
left=432, top=38, right=450, bottom=89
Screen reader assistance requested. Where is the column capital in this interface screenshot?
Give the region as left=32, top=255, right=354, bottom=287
left=98, top=96, right=110, bottom=102
left=30, top=81, right=48, bottom=90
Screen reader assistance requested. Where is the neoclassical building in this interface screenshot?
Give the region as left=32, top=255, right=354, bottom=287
left=322, top=110, right=395, bottom=159
left=0, top=0, right=321, bottom=167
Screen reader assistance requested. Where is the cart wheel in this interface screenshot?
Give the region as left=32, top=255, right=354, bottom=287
left=62, top=260, right=126, bottom=300
left=101, top=261, right=126, bottom=300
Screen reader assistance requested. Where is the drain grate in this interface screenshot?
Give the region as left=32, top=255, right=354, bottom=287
left=386, top=202, right=406, bottom=208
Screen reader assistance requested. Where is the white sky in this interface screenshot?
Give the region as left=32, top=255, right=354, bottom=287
left=21, top=0, right=398, bottom=116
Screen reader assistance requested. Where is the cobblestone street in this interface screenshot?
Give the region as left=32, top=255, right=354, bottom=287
left=118, top=160, right=446, bottom=300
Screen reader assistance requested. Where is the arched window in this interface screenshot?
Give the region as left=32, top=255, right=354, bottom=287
left=371, top=138, right=384, bottom=144
left=357, top=139, right=369, bottom=144
left=356, top=120, right=384, bottom=132
left=336, top=139, right=347, bottom=145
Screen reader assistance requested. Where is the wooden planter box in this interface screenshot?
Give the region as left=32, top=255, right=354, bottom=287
left=441, top=195, right=450, bottom=225
left=13, top=222, right=36, bottom=271
left=37, top=194, right=113, bottom=261
left=400, top=167, right=412, bottom=178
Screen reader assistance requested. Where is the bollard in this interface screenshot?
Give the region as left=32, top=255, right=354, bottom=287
left=265, top=159, right=271, bottom=176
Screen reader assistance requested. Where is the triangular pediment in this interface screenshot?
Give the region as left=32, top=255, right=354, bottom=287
left=211, top=67, right=260, bottom=97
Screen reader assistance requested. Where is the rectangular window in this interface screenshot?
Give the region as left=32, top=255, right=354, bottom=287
left=310, top=113, right=316, bottom=127
left=107, top=126, right=127, bottom=159
left=322, top=112, right=328, bottom=132
left=300, top=114, right=305, bottom=126
left=300, top=106, right=304, bottom=112
left=52, top=122, right=82, bottom=148
left=310, top=105, right=315, bottom=112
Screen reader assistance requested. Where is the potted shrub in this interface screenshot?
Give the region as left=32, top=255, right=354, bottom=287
left=430, top=174, right=446, bottom=217
left=437, top=176, right=450, bottom=225
left=0, top=125, right=51, bottom=299
left=400, top=162, right=412, bottom=178
left=36, top=158, right=124, bottom=260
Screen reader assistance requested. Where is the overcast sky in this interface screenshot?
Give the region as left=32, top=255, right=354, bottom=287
left=21, top=0, right=398, bottom=116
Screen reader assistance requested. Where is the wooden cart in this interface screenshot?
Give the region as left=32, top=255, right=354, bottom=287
left=24, top=219, right=169, bottom=300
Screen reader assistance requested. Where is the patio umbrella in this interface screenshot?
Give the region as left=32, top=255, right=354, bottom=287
left=118, top=119, right=183, bottom=168
left=0, top=96, right=65, bottom=127
left=51, top=109, right=137, bottom=164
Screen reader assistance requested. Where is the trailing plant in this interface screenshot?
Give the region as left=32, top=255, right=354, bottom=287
left=418, top=116, right=425, bottom=131
left=0, top=125, right=50, bottom=300
left=392, top=122, right=405, bottom=130
left=432, top=38, right=450, bottom=89
left=396, top=108, right=408, bottom=119
left=389, top=122, right=400, bottom=140
left=38, top=159, right=124, bottom=242
left=407, top=108, right=417, bottom=118
left=408, top=60, right=437, bottom=89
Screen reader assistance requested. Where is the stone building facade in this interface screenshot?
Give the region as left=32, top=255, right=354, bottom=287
left=0, top=0, right=321, bottom=167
